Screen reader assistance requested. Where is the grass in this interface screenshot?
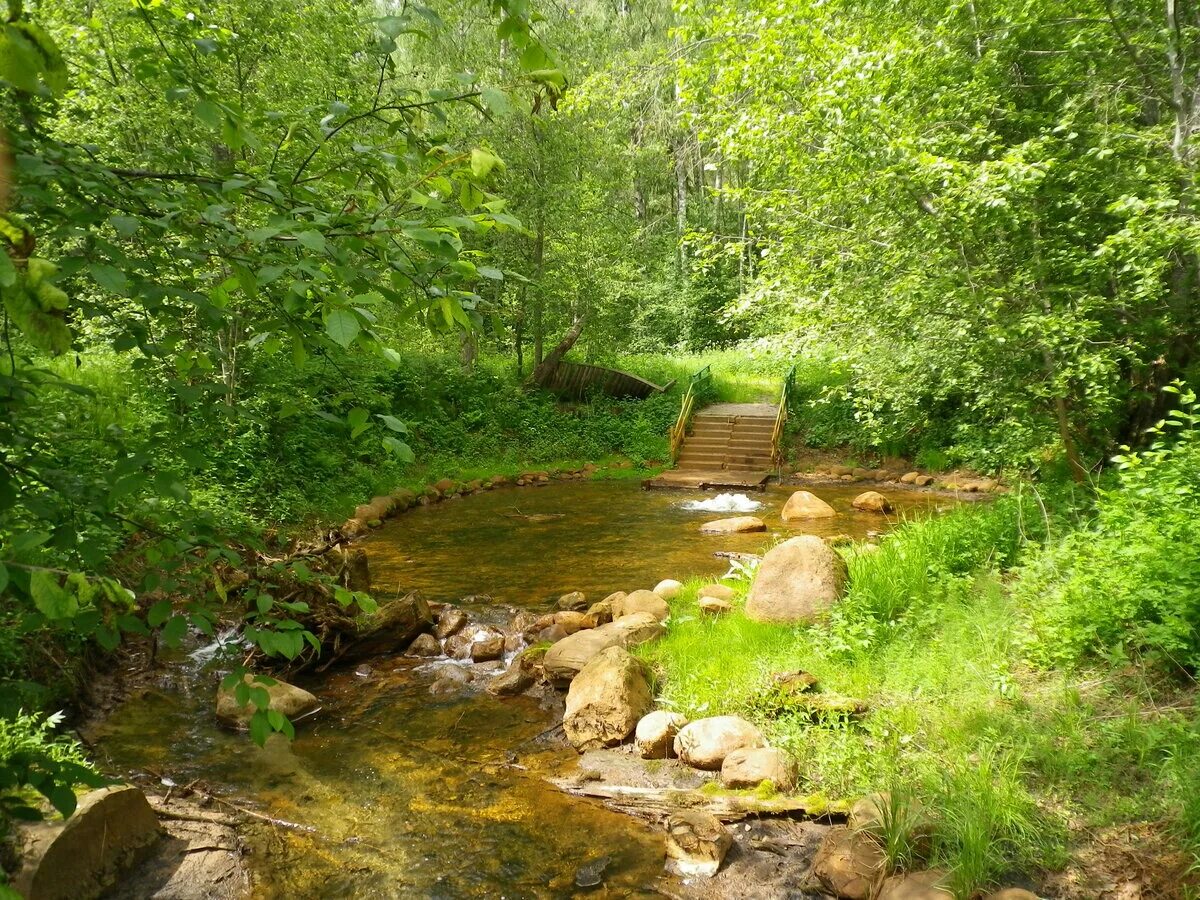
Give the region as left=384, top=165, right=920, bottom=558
left=638, top=498, right=1200, bottom=898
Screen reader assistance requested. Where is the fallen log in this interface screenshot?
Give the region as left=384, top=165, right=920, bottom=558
left=548, top=779, right=848, bottom=823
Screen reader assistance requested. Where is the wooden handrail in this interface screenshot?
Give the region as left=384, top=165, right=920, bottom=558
left=771, top=365, right=796, bottom=473
left=669, top=366, right=712, bottom=463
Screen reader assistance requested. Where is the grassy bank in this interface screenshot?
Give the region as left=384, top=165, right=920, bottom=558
left=638, top=424, right=1200, bottom=897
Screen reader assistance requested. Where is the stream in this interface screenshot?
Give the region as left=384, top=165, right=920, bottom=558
left=89, top=479, right=956, bottom=898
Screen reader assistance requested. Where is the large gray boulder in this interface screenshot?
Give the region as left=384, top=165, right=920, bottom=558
left=14, top=786, right=162, bottom=900
left=563, top=647, right=653, bottom=750
left=543, top=613, right=664, bottom=682
left=745, top=535, right=848, bottom=624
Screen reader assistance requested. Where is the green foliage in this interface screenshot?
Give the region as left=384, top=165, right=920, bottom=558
left=0, top=710, right=104, bottom=823
left=1020, top=387, right=1200, bottom=670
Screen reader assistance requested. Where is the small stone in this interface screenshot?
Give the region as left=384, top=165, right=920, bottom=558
left=433, top=477, right=456, bottom=495
left=900, top=471, right=920, bottom=484
left=698, top=596, right=731, bottom=615
left=486, top=664, right=534, bottom=697
left=914, top=475, right=934, bottom=487
left=586, top=599, right=616, bottom=625
left=557, top=591, right=588, bottom=611
left=697, top=583, right=735, bottom=601
left=435, top=608, right=468, bottom=640
left=634, top=710, right=688, bottom=759
left=653, top=579, right=683, bottom=599
left=700, top=516, right=766, bottom=534
left=471, top=634, right=505, bottom=662
left=664, top=810, right=732, bottom=878
left=405, top=633, right=441, bottom=657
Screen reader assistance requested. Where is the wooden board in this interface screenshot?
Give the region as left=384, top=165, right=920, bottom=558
left=646, top=469, right=771, bottom=490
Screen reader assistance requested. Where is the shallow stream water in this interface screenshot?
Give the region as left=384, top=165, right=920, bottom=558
left=92, top=479, right=957, bottom=897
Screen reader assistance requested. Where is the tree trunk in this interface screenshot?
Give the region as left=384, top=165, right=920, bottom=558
left=527, top=316, right=585, bottom=387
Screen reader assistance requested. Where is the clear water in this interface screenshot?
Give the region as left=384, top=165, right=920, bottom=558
left=92, top=479, right=956, bottom=897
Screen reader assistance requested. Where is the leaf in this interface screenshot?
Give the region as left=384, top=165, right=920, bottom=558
left=160, top=614, right=188, bottom=647
left=377, top=414, right=408, bottom=433
left=249, top=709, right=271, bottom=747
left=347, top=407, right=370, bottom=439
left=147, top=600, right=173, bottom=627
left=90, top=263, right=127, bottom=296
left=30, top=571, right=77, bottom=620
left=382, top=435, right=415, bottom=461
left=481, top=87, right=510, bottom=115
left=48, top=784, right=76, bottom=819
left=470, top=148, right=501, bottom=179
left=194, top=99, right=223, bottom=129
left=478, top=266, right=503, bottom=281
left=323, top=308, right=360, bottom=348
left=0, top=562, right=8, bottom=594
left=295, top=230, right=327, bottom=254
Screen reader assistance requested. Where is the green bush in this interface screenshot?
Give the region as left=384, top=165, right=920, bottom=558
left=1019, top=391, right=1200, bottom=671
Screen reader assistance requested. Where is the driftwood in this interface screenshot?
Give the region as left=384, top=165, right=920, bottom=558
left=527, top=316, right=585, bottom=387
left=714, top=551, right=763, bottom=562
left=549, top=779, right=848, bottom=823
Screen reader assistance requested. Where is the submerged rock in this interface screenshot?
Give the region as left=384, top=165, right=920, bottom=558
left=14, top=785, right=162, bottom=900
left=634, top=710, right=688, bottom=759
left=699, top=516, right=766, bottom=534
left=574, top=854, right=611, bottom=889
left=673, top=715, right=765, bottom=770
left=216, top=674, right=321, bottom=729
left=852, top=490, right=892, bottom=513
left=745, top=535, right=848, bottom=624
left=721, top=747, right=794, bottom=791
left=563, top=646, right=652, bottom=750
left=663, top=810, right=732, bottom=878
left=542, top=613, right=664, bottom=682
left=340, top=594, right=434, bottom=661
left=613, top=589, right=669, bottom=621
left=781, top=490, right=837, bottom=521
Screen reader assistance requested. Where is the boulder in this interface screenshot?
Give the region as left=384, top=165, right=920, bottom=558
left=14, top=785, right=162, bottom=900
left=852, top=491, right=892, bottom=513
left=405, top=633, right=442, bottom=657
left=586, top=599, right=616, bottom=625
left=552, top=610, right=595, bottom=633
left=216, top=674, right=321, bottom=729
left=697, top=583, right=735, bottom=601
left=745, top=535, right=848, bottom=624
left=613, top=589, right=670, bottom=621
left=354, top=496, right=392, bottom=523
left=780, top=490, right=837, bottom=521
left=557, top=591, right=588, bottom=611
left=432, top=477, right=456, bottom=495
left=664, top=810, right=732, bottom=878
left=445, top=625, right=505, bottom=661
left=876, top=870, right=954, bottom=900
left=720, top=746, right=794, bottom=791
left=698, top=596, right=731, bottom=616
left=389, top=487, right=417, bottom=510
left=563, top=647, right=652, bottom=751
left=653, top=579, right=683, bottom=599
left=340, top=594, right=434, bottom=661
left=486, top=663, right=534, bottom=697
left=700, top=516, right=766, bottom=534
left=809, top=826, right=885, bottom=900
left=900, top=471, right=920, bottom=484
left=851, top=467, right=871, bottom=479
left=634, top=710, right=688, bottom=759
left=673, top=716, right=765, bottom=770
left=542, top=613, right=664, bottom=682
left=914, top=475, right=934, bottom=487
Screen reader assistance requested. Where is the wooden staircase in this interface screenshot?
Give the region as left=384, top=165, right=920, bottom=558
left=649, top=402, right=778, bottom=490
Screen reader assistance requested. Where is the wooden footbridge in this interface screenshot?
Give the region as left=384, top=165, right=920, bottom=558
left=648, top=366, right=795, bottom=491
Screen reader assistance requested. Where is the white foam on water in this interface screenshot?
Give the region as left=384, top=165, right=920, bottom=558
left=681, top=492, right=763, bottom=513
